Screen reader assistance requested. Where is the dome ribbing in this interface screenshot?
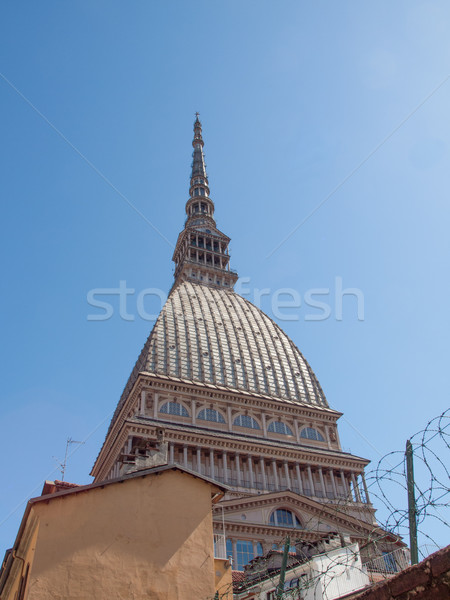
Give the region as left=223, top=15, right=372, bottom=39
left=116, top=281, right=328, bottom=412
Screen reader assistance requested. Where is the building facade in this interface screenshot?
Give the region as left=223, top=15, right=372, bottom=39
left=91, top=117, right=403, bottom=576
left=0, top=466, right=232, bottom=600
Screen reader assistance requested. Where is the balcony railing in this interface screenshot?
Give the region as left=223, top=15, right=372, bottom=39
left=214, top=533, right=228, bottom=560
left=363, top=547, right=410, bottom=578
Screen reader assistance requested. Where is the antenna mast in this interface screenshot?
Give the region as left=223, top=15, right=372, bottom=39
left=56, top=437, right=84, bottom=481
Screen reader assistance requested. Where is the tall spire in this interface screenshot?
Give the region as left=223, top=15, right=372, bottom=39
left=172, top=115, right=238, bottom=289
left=191, top=114, right=207, bottom=180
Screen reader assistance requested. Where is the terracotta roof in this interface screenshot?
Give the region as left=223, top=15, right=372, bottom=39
left=41, top=480, right=82, bottom=496
left=54, top=480, right=81, bottom=490
left=37, top=465, right=228, bottom=505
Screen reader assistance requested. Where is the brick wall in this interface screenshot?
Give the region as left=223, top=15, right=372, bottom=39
left=348, top=545, right=450, bottom=600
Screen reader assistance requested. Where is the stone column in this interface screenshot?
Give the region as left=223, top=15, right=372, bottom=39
left=325, top=426, right=332, bottom=449
left=227, top=406, right=233, bottom=432
left=307, top=466, right=315, bottom=496
left=340, top=470, right=351, bottom=500
left=223, top=451, right=228, bottom=484
left=262, top=413, right=268, bottom=438
left=272, top=460, right=279, bottom=490
left=236, top=453, right=242, bottom=486
left=294, top=421, right=300, bottom=443
left=295, top=465, right=304, bottom=494
left=210, top=449, right=215, bottom=480
left=140, top=390, right=146, bottom=415
left=126, top=437, right=133, bottom=455
left=352, top=473, right=362, bottom=503
left=192, top=399, right=196, bottom=425
left=361, top=472, right=371, bottom=504
left=153, top=393, right=159, bottom=418
left=197, top=447, right=202, bottom=474
left=284, top=463, right=291, bottom=489
left=260, top=457, right=267, bottom=490
left=232, top=539, right=238, bottom=569
left=248, top=456, right=255, bottom=488
left=318, top=467, right=327, bottom=497
left=183, top=446, right=188, bottom=468
left=329, top=469, right=338, bottom=498
left=169, top=443, right=174, bottom=464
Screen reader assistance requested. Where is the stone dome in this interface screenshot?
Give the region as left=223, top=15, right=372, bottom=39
left=119, top=281, right=328, bottom=410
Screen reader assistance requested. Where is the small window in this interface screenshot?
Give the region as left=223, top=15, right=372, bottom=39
left=160, top=401, right=189, bottom=417
left=236, top=540, right=254, bottom=571
left=269, top=509, right=302, bottom=528
left=300, top=427, right=325, bottom=442
left=233, top=415, right=260, bottom=429
left=197, top=408, right=226, bottom=423
left=268, top=421, right=293, bottom=436
left=226, top=538, right=233, bottom=560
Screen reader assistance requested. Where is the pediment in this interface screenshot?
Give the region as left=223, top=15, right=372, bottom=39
left=216, top=491, right=376, bottom=537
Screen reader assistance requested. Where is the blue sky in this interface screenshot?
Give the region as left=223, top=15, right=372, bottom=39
left=1, top=2, right=449, bottom=554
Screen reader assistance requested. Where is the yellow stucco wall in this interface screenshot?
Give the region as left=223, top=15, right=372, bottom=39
left=23, top=470, right=220, bottom=600
left=0, top=515, right=39, bottom=600
left=214, top=558, right=233, bottom=599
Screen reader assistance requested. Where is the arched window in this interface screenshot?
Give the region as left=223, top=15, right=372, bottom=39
left=197, top=408, right=226, bottom=423
left=268, top=421, right=293, bottom=436
left=300, top=427, right=325, bottom=442
left=233, top=415, right=260, bottom=429
left=159, top=401, right=189, bottom=417
left=269, top=509, right=302, bottom=529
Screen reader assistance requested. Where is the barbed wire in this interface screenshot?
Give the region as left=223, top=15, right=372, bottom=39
left=210, top=408, right=450, bottom=598
left=365, top=408, right=450, bottom=559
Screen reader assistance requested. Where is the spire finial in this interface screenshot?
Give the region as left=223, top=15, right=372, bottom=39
left=171, top=118, right=238, bottom=289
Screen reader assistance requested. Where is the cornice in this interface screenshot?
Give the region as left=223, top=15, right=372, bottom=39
left=92, top=372, right=346, bottom=478
left=127, top=418, right=368, bottom=468
left=138, top=374, right=341, bottom=419
left=214, top=522, right=326, bottom=541
left=91, top=376, right=143, bottom=478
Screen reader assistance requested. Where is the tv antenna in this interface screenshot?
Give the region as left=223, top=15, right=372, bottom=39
left=54, top=437, right=84, bottom=481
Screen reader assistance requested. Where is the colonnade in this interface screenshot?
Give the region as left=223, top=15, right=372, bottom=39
left=163, top=443, right=370, bottom=504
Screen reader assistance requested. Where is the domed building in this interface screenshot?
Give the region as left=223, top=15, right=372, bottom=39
left=91, top=117, right=399, bottom=573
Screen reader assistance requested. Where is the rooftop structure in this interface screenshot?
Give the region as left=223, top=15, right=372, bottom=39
left=90, top=117, right=405, bottom=579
